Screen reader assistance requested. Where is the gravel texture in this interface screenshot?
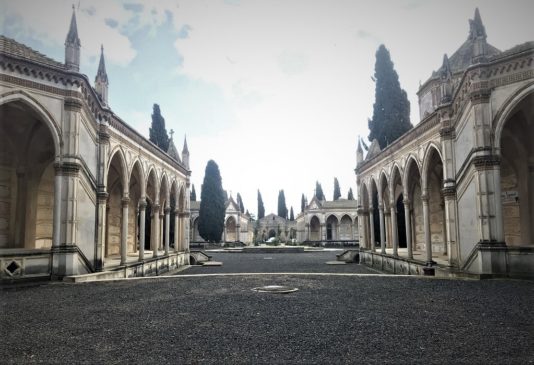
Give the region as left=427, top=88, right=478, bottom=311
left=182, top=250, right=375, bottom=274
left=1, top=253, right=533, bottom=364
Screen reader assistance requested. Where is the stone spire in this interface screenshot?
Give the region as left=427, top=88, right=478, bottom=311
left=65, top=5, right=81, bottom=71
left=469, top=8, right=488, bottom=63
left=182, top=135, right=190, bottom=169
left=95, top=45, right=109, bottom=106
left=356, top=137, right=363, bottom=165
left=439, top=54, right=453, bottom=104
left=166, top=129, right=181, bottom=162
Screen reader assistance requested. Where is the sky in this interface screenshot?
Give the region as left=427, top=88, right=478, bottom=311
left=1, top=0, right=532, bottom=217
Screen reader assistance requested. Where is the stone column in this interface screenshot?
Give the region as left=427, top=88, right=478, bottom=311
left=236, top=224, right=241, bottom=243
left=152, top=204, right=160, bottom=258
left=390, top=200, right=399, bottom=257
left=321, top=223, right=326, bottom=241
left=53, top=164, right=63, bottom=248
left=160, top=212, right=164, bottom=251
left=174, top=209, right=180, bottom=252
left=378, top=204, right=386, bottom=254
left=368, top=208, right=375, bottom=252
left=120, top=197, right=129, bottom=265
left=422, top=194, right=434, bottom=265
left=403, top=199, right=413, bottom=259
left=138, top=199, right=146, bottom=261
left=95, top=189, right=108, bottom=271
left=164, top=207, right=170, bottom=255
left=305, top=223, right=310, bottom=241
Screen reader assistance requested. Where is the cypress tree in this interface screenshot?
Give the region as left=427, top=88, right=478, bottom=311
left=368, top=44, right=412, bottom=149
left=333, top=177, right=341, bottom=201
left=301, top=194, right=306, bottom=212
left=347, top=187, right=355, bottom=200
left=289, top=206, right=295, bottom=221
left=198, top=160, right=225, bottom=242
left=257, top=190, right=265, bottom=219
left=277, top=190, right=288, bottom=218
left=149, top=104, right=170, bottom=151
left=190, top=184, right=196, bottom=201
left=315, top=181, right=325, bottom=201
left=236, top=192, right=245, bottom=213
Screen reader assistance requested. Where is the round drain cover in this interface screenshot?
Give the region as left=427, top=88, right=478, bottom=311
left=252, top=285, right=298, bottom=294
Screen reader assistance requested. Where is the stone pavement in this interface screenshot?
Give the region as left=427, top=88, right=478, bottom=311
left=1, top=251, right=533, bottom=364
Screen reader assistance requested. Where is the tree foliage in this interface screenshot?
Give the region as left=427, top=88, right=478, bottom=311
left=333, top=177, right=341, bottom=201
left=236, top=192, right=245, bottom=213
left=368, top=45, right=412, bottom=149
left=277, top=190, right=288, bottom=219
left=289, top=206, right=295, bottom=221
left=257, top=189, right=265, bottom=219
left=315, top=181, right=325, bottom=201
left=300, top=194, right=306, bottom=212
left=190, top=184, right=196, bottom=201
left=347, top=187, right=354, bottom=200
left=149, top=104, right=170, bottom=151
left=198, top=160, right=225, bottom=242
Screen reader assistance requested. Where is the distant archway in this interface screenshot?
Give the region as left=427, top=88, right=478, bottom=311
left=310, top=216, right=321, bottom=241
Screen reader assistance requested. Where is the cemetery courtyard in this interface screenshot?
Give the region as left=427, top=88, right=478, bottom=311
left=1, top=250, right=533, bottom=364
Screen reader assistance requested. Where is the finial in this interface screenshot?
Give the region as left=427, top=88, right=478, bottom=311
left=72, top=4, right=75, bottom=11
left=101, top=44, right=104, bottom=52
left=170, top=129, right=174, bottom=139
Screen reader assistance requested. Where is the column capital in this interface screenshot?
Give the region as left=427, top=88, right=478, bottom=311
left=179, top=212, right=190, bottom=218
left=164, top=207, right=171, bottom=214
left=473, top=154, right=500, bottom=171
left=97, top=190, right=108, bottom=203
left=121, top=197, right=130, bottom=207
left=403, top=198, right=410, bottom=205
left=421, top=194, right=429, bottom=203
left=442, top=187, right=457, bottom=199
left=138, top=199, right=147, bottom=209
left=152, top=204, right=160, bottom=212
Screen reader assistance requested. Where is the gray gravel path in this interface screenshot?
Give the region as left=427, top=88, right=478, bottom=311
left=2, top=273, right=533, bottom=364
left=181, top=250, right=375, bottom=274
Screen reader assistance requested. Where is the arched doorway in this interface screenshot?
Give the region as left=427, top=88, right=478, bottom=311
left=406, top=158, right=423, bottom=258
left=105, top=151, right=126, bottom=261
left=0, top=100, right=56, bottom=249
left=226, top=216, right=237, bottom=242
left=326, top=215, right=338, bottom=240
left=425, top=147, right=445, bottom=261
left=339, top=215, right=353, bottom=240
left=499, top=91, right=534, bottom=246
left=268, top=229, right=276, bottom=239
left=309, top=216, right=320, bottom=241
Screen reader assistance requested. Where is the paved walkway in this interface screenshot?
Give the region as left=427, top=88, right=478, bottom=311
left=1, top=251, right=533, bottom=364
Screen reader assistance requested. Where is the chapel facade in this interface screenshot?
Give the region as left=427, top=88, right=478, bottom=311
left=295, top=197, right=359, bottom=245
left=356, top=9, right=534, bottom=277
left=0, top=9, right=191, bottom=281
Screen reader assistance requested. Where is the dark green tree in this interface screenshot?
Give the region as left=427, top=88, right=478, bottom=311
left=149, top=104, right=170, bottom=151
left=190, top=184, right=196, bottom=201
left=368, top=44, right=412, bottom=149
left=257, top=189, right=265, bottom=219
left=198, top=160, right=225, bottom=242
left=277, top=190, right=288, bottom=218
left=315, top=181, right=325, bottom=201
left=289, top=206, right=295, bottom=221
left=333, top=177, right=341, bottom=201
left=301, top=193, right=306, bottom=212
left=347, top=187, right=355, bottom=200
left=236, top=192, right=245, bottom=213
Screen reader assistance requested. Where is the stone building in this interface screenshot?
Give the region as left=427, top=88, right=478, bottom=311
left=296, top=196, right=358, bottom=245
left=356, top=9, right=533, bottom=277
left=254, top=213, right=296, bottom=243
left=0, top=9, right=191, bottom=281
left=190, top=196, right=253, bottom=245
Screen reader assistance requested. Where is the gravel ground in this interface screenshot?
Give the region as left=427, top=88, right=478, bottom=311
left=1, top=253, right=533, bottom=364
left=181, top=250, right=376, bottom=274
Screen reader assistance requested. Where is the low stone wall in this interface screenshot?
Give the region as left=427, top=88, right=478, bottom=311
left=360, top=250, right=426, bottom=275
left=0, top=249, right=52, bottom=281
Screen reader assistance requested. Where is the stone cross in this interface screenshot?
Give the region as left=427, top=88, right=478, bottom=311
left=169, top=129, right=174, bottom=140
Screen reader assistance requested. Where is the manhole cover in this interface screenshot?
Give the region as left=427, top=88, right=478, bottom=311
left=252, top=285, right=298, bottom=294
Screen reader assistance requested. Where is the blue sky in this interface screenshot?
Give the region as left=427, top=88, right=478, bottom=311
left=1, top=0, right=532, bottom=216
